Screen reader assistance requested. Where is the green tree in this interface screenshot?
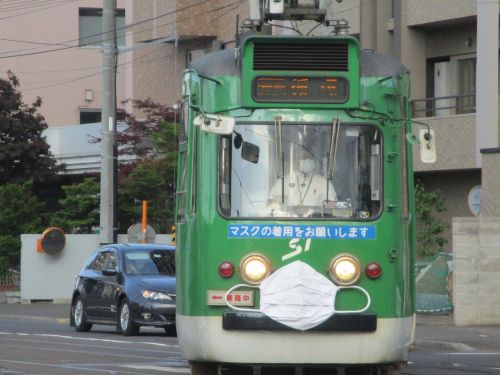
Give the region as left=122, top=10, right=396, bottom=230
left=0, top=71, right=61, bottom=184
left=415, top=180, right=448, bottom=258
left=119, top=157, right=174, bottom=233
left=114, top=101, right=178, bottom=233
left=51, top=178, right=100, bottom=233
left=0, top=181, right=45, bottom=269
left=59, top=100, right=178, bottom=236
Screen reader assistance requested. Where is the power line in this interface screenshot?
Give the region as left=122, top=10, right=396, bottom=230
left=0, top=0, right=244, bottom=59
left=0, top=0, right=72, bottom=12
left=0, top=0, right=78, bottom=22
left=0, top=0, right=217, bottom=58
left=19, top=1, right=244, bottom=92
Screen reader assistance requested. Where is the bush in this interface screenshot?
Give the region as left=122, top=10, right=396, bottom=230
left=415, top=180, right=448, bottom=258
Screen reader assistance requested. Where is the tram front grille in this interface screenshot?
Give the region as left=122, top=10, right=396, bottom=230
left=253, top=42, right=349, bottom=71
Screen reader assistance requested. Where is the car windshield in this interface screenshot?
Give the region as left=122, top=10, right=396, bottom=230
left=124, top=250, right=175, bottom=276
left=219, top=122, right=382, bottom=220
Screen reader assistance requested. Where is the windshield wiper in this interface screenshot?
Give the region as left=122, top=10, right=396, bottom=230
left=274, top=115, right=284, bottom=204
left=326, top=118, right=341, bottom=200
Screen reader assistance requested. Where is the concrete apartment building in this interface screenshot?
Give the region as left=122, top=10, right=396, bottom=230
left=0, top=0, right=132, bottom=126
left=355, top=0, right=500, bottom=325
left=0, top=0, right=132, bottom=174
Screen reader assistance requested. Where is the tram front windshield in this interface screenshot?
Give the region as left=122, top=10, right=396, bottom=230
left=219, top=123, right=382, bottom=220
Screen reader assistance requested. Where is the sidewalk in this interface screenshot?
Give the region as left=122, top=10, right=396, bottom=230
left=0, top=299, right=70, bottom=324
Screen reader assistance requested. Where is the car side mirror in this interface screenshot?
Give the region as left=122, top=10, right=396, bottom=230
left=102, top=268, right=118, bottom=276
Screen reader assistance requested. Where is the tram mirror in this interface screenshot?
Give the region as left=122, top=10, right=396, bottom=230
left=193, top=114, right=235, bottom=135
left=234, top=132, right=243, bottom=149
left=242, top=141, right=260, bottom=164
left=405, top=132, right=419, bottom=145
left=419, top=128, right=436, bottom=163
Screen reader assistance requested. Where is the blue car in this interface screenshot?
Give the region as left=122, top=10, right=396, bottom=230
left=70, top=243, right=176, bottom=336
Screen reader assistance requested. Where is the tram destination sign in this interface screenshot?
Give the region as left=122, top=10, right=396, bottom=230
left=252, top=76, right=349, bottom=104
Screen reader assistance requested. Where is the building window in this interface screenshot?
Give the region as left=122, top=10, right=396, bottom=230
left=79, top=8, right=126, bottom=47
left=80, top=109, right=102, bottom=124
left=458, top=57, right=476, bottom=114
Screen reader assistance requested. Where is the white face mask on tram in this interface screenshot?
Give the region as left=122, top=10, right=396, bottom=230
left=298, top=158, right=316, bottom=174
left=225, top=261, right=371, bottom=331
left=260, top=261, right=338, bottom=330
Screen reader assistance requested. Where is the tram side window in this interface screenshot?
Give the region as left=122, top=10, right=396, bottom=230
left=221, top=123, right=382, bottom=220
left=176, top=151, right=187, bottom=222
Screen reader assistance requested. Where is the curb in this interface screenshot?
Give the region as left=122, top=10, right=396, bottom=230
left=0, top=314, right=69, bottom=325
left=412, top=339, right=476, bottom=352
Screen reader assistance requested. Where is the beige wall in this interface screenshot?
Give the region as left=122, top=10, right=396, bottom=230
left=453, top=217, right=500, bottom=326
left=413, top=114, right=477, bottom=172
left=0, top=0, right=128, bottom=126
left=407, top=0, right=476, bottom=26
left=481, top=151, right=500, bottom=217
left=360, top=0, right=393, bottom=54
left=131, top=0, right=249, bottom=108
left=425, top=23, right=476, bottom=60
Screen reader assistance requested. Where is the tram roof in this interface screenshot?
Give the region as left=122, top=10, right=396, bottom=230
left=189, top=45, right=407, bottom=79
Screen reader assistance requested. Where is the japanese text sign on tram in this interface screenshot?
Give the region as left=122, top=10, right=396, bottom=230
left=228, top=224, right=376, bottom=240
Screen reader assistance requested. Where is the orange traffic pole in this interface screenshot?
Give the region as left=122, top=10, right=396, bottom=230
left=141, top=200, right=148, bottom=243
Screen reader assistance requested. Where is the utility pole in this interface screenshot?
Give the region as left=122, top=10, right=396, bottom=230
left=100, top=0, right=117, bottom=244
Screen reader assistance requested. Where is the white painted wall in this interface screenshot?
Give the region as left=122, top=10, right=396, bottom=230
left=20, top=233, right=172, bottom=302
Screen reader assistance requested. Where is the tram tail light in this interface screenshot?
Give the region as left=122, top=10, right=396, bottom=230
left=329, top=254, right=361, bottom=286
left=219, top=261, right=235, bottom=278
left=365, top=262, right=382, bottom=279
left=240, top=253, right=271, bottom=284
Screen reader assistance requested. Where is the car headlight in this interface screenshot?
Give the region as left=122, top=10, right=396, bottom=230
left=240, top=253, right=271, bottom=284
left=142, top=290, right=174, bottom=301
left=329, top=254, right=361, bottom=285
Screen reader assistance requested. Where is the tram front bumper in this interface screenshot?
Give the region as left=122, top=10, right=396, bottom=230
left=223, top=310, right=377, bottom=331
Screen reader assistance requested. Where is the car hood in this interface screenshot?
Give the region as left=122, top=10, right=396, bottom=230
left=133, top=276, right=176, bottom=294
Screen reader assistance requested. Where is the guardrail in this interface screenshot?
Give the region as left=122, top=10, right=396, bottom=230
left=411, top=94, right=476, bottom=118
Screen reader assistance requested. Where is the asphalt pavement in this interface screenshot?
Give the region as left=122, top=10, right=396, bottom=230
left=1, top=293, right=500, bottom=354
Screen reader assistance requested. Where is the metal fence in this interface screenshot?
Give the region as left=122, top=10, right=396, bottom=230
left=411, top=94, right=476, bottom=118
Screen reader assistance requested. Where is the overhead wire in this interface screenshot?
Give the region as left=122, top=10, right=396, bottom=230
left=0, top=0, right=79, bottom=22
left=18, top=0, right=244, bottom=78
left=20, top=0, right=245, bottom=92
left=0, top=0, right=216, bottom=58
left=0, top=0, right=72, bottom=12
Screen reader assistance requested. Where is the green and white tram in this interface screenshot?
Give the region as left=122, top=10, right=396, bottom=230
left=175, top=11, right=420, bottom=375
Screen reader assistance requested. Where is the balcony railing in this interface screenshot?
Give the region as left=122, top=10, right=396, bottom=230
left=411, top=94, right=476, bottom=118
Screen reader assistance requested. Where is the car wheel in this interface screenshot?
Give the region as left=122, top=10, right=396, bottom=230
left=73, top=295, right=92, bottom=332
left=118, top=298, right=139, bottom=336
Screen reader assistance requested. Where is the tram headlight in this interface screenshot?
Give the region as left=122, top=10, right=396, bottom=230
left=240, top=253, right=271, bottom=285
left=329, top=254, right=361, bottom=286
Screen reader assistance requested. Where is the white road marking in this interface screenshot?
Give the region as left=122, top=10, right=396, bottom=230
left=122, top=365, right=190, bottom=373
left=2, top=332, right=179, bottom=348
left=29, top=333, right=178, bottom=347
left=0, top=359, right=144, bottom=374
left=443, top=352, right=500, bottom=355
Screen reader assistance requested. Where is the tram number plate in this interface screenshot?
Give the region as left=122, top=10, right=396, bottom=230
left=207, top=290, right=254, bottom=306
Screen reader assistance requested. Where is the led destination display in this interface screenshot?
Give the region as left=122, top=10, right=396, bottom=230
left=252, top=76, right=348, bottom=103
